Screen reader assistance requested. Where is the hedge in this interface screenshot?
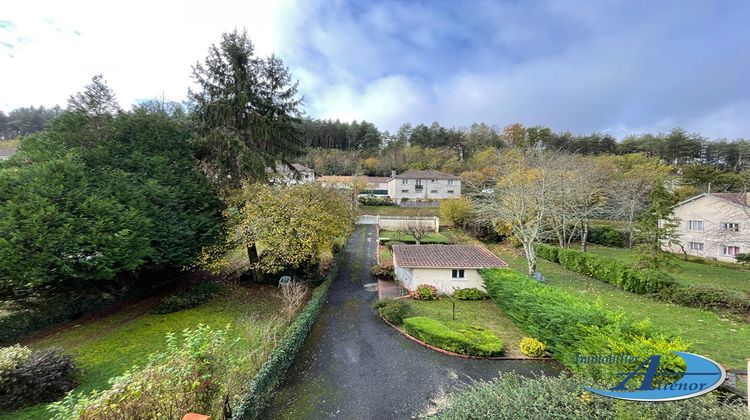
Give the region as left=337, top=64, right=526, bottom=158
left=0, top=347, right=78, bottom=410
left=403, top=316, right=503, bottom=356
left=534, top=243, right=750, bottom=313
left=433, top=374, right=749, bottom=419
left=480, top=268, right=687, bottom=380
left=586, top=225, right=626, bottom=248
left=534, top=243, right=673, bottom=294
left=231, top=252, right=342, bottom=419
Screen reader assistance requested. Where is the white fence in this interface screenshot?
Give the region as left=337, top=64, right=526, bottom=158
left=357, top=215, right=440, bottom=232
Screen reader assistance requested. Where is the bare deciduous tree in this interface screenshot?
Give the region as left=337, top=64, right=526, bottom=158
left=399, top=221, right=433, bottom=244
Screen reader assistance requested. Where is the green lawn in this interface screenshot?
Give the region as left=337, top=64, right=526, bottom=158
left=361, top=205, right=440, bottom=218
left=442, top=229, right=750, bottom=371
left=2, top=285, right=284, bottom=419
left=379, top=230, right=450, bottom=244
left=403, top=298, right=528, bottom=358
left=379, top=245, right=392, bottom=265
left=587, top=245, right=750, bottom=294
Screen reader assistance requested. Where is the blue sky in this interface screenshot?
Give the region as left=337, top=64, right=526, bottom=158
left=2, top=0, right=749, bottom=138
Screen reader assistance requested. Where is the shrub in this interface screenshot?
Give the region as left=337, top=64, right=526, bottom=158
left=358, top=196, right=395, bottom=206
left=372, top=299, right=410, bottom=325
left=535, top=244, right=673, bottom=294
left=371, top=264, right=395, bottom=281
left=655, top=284, right=750, bottom=313
left=480, top=268, right=687, bottom=380
left=453, top=288, right=487, bottom=300
left=410, top=284, right=439, bottom=300
left=1, top=347, right=78, bottom=410
left=403, top=317, right=503, bottom=356
left=439, top=198, right=474, bottom=227
left=586, top=225, right=625, bottom=248
left=736, top=252, right=750, bottom=268
left=48, top=325, right=238, bottom=419
left=519, top=337, right=546, bottom=357
left=433, top=374, right=749, bottom=420
left=152, top=281, right=223, bottom=314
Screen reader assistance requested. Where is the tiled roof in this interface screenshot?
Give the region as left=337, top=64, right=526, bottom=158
left=393, top=244, right=507, bottom=269
left=392, top=170, right=460, bottom=180
left=318, top=175, right=390, bottom=184
left=367, top=176, right=390, bottom=183
left=267, top=163, right=314, bottom=173
left=711, top=193, right=748, bottom=207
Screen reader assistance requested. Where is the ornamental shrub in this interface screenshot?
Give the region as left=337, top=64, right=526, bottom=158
left=453, top=288, right=487, bottom=300
left=410, top=284, right=439, bottom=300
left=433, top=374, right=749, bottom=420
left=519, top=337, right=546, bottom=357
left=372, top=299, right=410, bottom=325
left=152, top=281, right=223, bottom=314
left=586, top=225, right=625, bottom=248
left=371, top=264, right=395, bottom=281
left=404, top=317, right=503, bottom=356
left=655, top=284, right=750, bottom=313
left=0, top=346, right=78, bottom=410
left=535, top=244, right=673, bottom=294
left=480, top=268, right=687, bottom=381
left=48, top=324, right=238, bottom=419
left=736, top=253, right=750, bottom=268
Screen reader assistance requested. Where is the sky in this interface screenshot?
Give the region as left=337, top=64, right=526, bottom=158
left=2, top=0, right=750, bottom=139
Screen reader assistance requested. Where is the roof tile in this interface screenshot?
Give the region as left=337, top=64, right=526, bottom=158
left=393, top=244, right=507, bottom=268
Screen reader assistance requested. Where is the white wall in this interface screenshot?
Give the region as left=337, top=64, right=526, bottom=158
left=668, top=195, right=750, bottom=262
left=392, top=263, right=486, bottom=295
left=387, top=178, right=461, bottom=202
left=375, top=216, right=440, bottom=233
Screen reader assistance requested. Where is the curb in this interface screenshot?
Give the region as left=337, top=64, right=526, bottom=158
left=379, top=315, right=550, bottom=361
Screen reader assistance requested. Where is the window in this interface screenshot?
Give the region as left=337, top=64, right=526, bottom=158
left=431, top=179, right=437, bottom=183
left=722, top=246, right=740, bottom=256
left=451, top=269, right=465, bottom=279
left=447, top=179, right=454, bottom=186
left=415, top=179, right=423, bottom=191
left=401, top=179, right=408, bottom=184
left=447, top=190, right=454, bottom=194
left=687, top=220, right=704, bottom=231
left=401, top=189, right=409, bottom=193
left=688, top=242, right=704, bottom=251
left=721, top=222, right=740, bottom=232
left=430, top=189, right=438, bottom=193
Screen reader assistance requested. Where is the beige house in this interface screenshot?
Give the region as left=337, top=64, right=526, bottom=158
left=387, top=170, right=461, bottom=203
left=392, top=244, right=507, bottom=294
left=266, top=163, right=315, bottom=185
left=667, top=193, right=749, bottom=262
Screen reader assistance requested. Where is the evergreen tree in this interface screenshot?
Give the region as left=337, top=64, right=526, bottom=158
left=189, top=29, right=303, bottom=187
left=634, top=182, right=680, bottom=270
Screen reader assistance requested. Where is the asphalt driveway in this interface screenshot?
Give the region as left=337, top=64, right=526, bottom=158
left=266, top=224, right=560, bottom=419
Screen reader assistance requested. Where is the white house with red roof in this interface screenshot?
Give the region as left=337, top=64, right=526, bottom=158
left=392, top=244, right=507, bottom=294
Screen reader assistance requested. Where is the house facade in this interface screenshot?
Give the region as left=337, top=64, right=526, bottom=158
left=0, top=148, right=16, bottom=161
left=387, top=170, right=461, bottom=203
left=666, top=193, right=749, bottom=262
left=392, top=244, right=507, bottom=294
left=267, top=163, right=315, bottom=185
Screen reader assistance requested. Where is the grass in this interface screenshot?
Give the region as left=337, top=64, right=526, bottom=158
left=361, top=205, right=440, bottom=217
left=403, top=298, right=528, bottom=358
left=2, top=285, right=284, bottom=419
left=587, top=245, right=750, bottom=294
left=0, top=139, right=18, bottom=149
left=443, top=229, right=750, bottom=371
left=379, top=230, right=450, bottom=244
left=379, top=245, right=392, bottom=265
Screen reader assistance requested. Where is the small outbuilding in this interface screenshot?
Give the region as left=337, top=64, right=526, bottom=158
left=392, top=244, right=507, bottom=294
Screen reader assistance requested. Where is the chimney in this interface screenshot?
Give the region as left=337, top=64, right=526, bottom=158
left=391, top=169, right=396, bottom=178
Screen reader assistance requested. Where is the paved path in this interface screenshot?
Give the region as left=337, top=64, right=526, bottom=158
left=266, top=224, right=560, bottom=419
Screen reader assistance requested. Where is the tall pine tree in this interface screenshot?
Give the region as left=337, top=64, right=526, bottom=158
left=189, top=29, right=303, bottom=188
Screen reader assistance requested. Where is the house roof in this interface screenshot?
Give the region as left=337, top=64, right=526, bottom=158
left=393, top=244, right=507, bottom=269
left=674, top=192, right=748, bottom=209
left=391, top=170, right=460, bottom=180
left=367, top=176, right=390, bottom=183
